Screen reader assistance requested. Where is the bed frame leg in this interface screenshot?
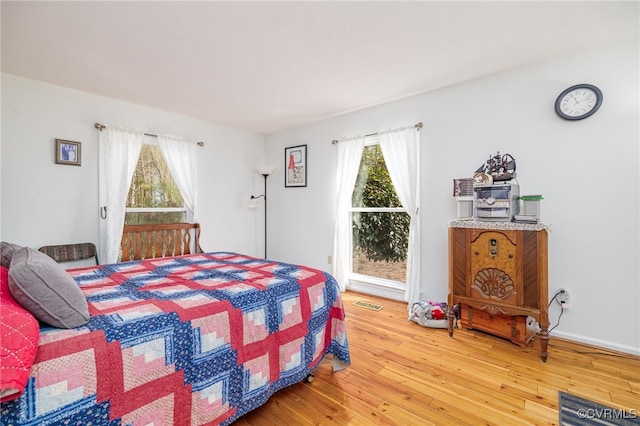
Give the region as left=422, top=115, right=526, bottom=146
left=304, top=374, right=314, bottom=383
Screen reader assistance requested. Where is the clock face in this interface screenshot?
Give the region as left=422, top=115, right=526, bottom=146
left=555, top=84, right=603, bottom=120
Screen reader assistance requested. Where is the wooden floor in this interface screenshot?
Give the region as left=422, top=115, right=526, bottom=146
left=236, top=291, right=640, bottom=425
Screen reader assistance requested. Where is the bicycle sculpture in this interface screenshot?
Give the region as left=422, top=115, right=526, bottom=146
left=475, top=151, right=516, bottom=182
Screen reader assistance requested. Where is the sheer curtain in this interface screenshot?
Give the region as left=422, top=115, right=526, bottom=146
left=379, top=126, right=421, bottom=315
left=332, top=136, right=365, bottom=291
left=99, top=127, right=144, bottom=264
left=157, top=135, right=199, bottom=222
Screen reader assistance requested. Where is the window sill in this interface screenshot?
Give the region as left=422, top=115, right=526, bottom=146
left=346, top=274, right=405, bottom=301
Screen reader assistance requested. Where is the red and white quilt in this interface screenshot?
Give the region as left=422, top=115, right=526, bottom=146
left=0, top=252, right=350, bottom=425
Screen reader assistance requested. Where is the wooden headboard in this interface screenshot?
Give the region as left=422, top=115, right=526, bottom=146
left=120, top=223, right=203, bottom=262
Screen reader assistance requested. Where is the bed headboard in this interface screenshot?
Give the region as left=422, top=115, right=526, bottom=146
left=119, top=223, right=203, bottom=262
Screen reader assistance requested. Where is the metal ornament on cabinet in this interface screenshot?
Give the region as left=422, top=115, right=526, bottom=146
left=475, top=151, right=516, bottom=182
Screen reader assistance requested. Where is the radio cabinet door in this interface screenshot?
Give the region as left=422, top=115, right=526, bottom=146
left=469, top=230, right=519, bottom=305
left=448, top=224, right=549, bottom=362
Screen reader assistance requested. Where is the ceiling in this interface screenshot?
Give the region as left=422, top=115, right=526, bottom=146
left=2, top=1, right=638, bottom=135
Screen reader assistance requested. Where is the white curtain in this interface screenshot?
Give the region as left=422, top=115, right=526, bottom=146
left=157, top=135, right=199, bottom=222
left=99, top=127, right=144, bottom=264
left=332, top=136, right=365, bottom=291
left=379, top=126, right=421, bottom=316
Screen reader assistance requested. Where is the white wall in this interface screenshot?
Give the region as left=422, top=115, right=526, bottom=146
left=265, top=38, right=640, bottom=355
left=2, top=38, right=638, bottom=355
left=1, top=73, right=266, bottom=258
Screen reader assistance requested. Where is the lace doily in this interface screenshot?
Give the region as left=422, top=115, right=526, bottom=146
left=448, top=219, right=551, bottom=232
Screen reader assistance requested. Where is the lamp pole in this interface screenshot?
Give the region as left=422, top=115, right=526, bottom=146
left=261, top=173, right=268, bottom=259
left=251, top=167, right=274, bottom=260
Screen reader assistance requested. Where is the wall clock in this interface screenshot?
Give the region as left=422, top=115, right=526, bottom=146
left=554, top=84, right=603, bottom=120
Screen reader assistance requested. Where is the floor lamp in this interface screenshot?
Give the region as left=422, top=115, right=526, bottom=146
left=250, top=166, right=274, bottom=259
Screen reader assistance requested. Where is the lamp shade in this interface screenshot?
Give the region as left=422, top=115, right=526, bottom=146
left=256, top=166, right=275, bottom=176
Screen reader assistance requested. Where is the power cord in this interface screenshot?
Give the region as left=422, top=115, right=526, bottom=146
left=546, top=290, right=637, bottom=360
left=548, top=290, right=564, bottom=333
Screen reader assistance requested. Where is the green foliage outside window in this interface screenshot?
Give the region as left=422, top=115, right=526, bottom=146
left=352, top=145, right=410, bottom=263
left=124, top=211, right=185, bottom=225
left=125, top=145, right=185, bottom=225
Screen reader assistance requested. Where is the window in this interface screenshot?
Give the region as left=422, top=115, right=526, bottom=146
left=125, top=142, right=186, bottom=224
left=350, top=142, right=409, bottom=283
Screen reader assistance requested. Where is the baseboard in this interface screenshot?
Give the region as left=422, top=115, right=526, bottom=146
left=551, top=331, right=640, bottom=358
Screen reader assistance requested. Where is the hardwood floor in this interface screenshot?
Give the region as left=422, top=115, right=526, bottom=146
left=235, top=291, right=640, bottom=425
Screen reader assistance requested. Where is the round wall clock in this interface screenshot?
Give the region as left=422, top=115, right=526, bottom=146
left=554, top=84, right=603, bottom=120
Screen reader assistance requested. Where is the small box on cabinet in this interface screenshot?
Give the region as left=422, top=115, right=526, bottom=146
left=456, top=196, right=474, bottom=219
left=520, top=195, right=543, bottom=219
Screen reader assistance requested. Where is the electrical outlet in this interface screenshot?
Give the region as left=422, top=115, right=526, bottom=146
left=327, top=255, right=332, bottom=265
left=556, top=288, right=570, bottom=307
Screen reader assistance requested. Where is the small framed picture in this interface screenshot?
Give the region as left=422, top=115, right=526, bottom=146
left=55, top=139, right=81, bottom=166
left=285, top=144, right=307, bottom=187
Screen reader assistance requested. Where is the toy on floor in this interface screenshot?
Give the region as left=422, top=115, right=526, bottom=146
left=410, top=300, right=449, bottom=329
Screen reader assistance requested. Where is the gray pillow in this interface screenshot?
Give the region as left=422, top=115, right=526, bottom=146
left=8, top=247, right=89, bottom=328
left=1, top=242, right=22, bottom=268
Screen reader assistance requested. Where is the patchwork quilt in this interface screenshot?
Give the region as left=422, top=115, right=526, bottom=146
left=0, top=252, right=350, bottom=425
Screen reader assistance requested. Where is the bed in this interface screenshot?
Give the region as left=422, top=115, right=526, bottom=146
left=0, top=231, right=350, bottom=425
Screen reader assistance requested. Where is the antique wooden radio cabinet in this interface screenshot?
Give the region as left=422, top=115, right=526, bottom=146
left=447, top=221, right=550, bottom=362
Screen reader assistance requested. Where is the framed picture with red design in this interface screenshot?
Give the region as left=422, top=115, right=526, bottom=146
left=284, top=144, right=307, bottom=187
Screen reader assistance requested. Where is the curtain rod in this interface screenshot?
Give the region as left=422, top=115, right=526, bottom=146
left=94, top=123, right=204, bottom=146
left=331, top=122, right=422, bottom=145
